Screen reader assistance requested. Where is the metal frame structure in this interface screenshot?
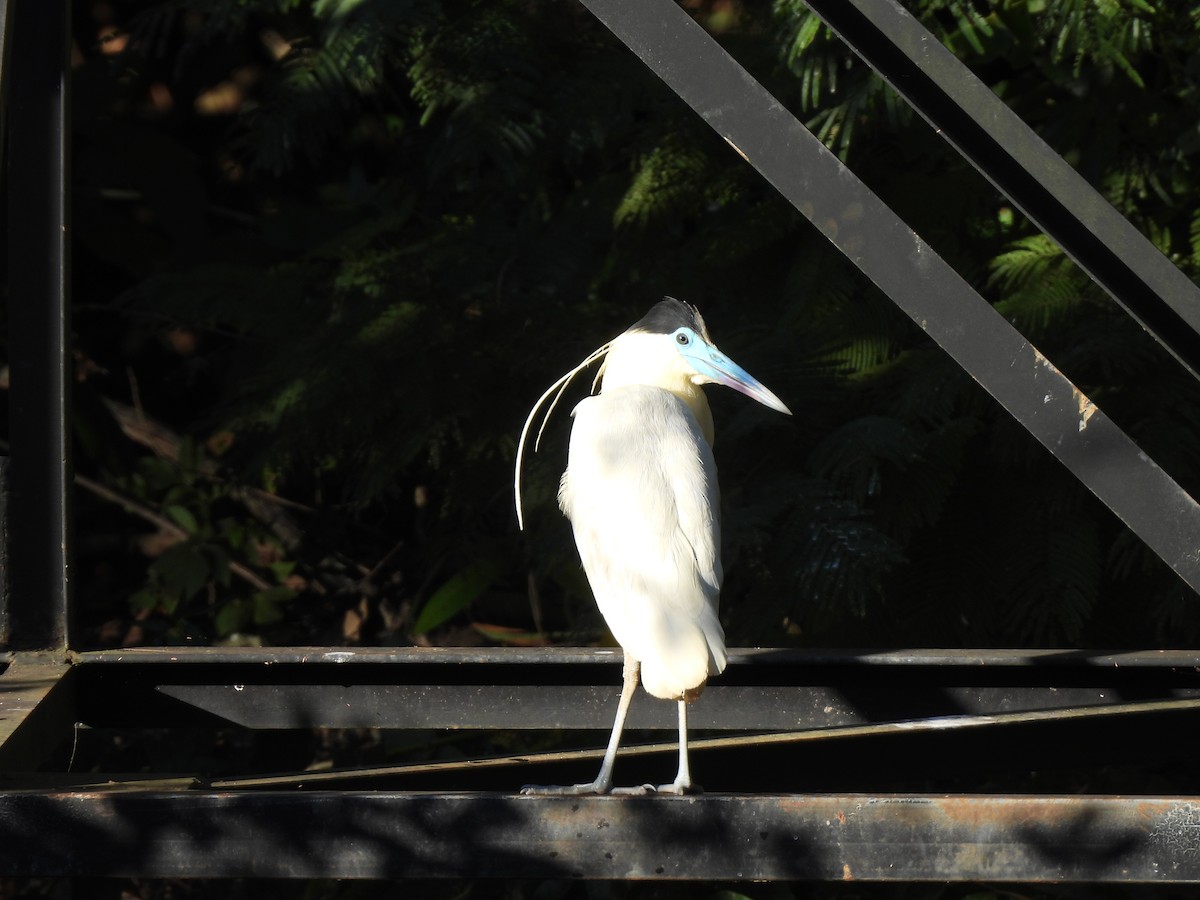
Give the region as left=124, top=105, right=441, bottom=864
left=3, top=0, right=1200, bottom=884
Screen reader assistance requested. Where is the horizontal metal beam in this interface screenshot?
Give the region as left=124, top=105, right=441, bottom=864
left=49, top=646, right=1200, bottom=796
left=155, top=681, right=1200, bottom=730
left=67, top=647, right=1200, bottom=731
left=1, top=645, right=1196, bottom=873
left=199, top=694, right=1200, bottom=792
left=55, top=645, right=1200, bottom=738
left=576, top=0, right=1200, bottom=596
left=0, top=791, right=1196, bottom=881
left=67, top=645, right=1200, bottom=667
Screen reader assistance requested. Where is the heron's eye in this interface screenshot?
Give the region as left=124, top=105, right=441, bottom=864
left=676, top=331, right=691, bottom=346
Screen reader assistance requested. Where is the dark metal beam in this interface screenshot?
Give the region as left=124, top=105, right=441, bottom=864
left=0, top=654, right=75, bottom=771
left=3, top=0, right=72, bottom=651
left=806, top=0, right=1200, bottom=381
left=66, top=646, right=1200, bottom=732
left=575, top=0, right=1200, bottom=597
left=153, top=681, right=1200, bottom=730
left=199, top=692, right=1200, bottom=790
left=65, top=645, right=1200, bottom=667
left=1, top=647, right=1197, bottom=874
left=0, top=791, right=1196, bottom=881
left=0, top=0, right=13, bottom=181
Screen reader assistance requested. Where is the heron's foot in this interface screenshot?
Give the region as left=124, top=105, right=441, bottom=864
left=520, top=781, right=611, bottom=796
left=609, top=783, right=656, bottom=796
left=654, top=780, right=703, bottom=796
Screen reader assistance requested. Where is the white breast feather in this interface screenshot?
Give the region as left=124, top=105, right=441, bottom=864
left=559, top=385, right=727, bottom=699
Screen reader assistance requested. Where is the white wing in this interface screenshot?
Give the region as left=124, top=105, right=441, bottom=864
left=559, top=385, right=727, bottom=700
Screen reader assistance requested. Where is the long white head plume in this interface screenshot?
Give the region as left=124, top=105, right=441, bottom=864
left=514, top=340, right=612, bottom=530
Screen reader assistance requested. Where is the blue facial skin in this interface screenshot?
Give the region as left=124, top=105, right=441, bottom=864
left=671, top=327, right=791, bottom=415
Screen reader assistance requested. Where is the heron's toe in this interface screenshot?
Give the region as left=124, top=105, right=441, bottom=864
left=609, top=783, right=656, bottom=795
left=520, top=782, right=611, bottom=796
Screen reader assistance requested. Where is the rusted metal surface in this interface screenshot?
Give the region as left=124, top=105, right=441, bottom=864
left=0, top=791, right=1196, bottom=881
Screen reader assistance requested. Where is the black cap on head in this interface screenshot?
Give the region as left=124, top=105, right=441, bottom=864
left=629, top=297, right=710, bottom=342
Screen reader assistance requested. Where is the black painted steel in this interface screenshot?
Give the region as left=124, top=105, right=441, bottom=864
left=63, top=646, right=1200, bottom=731
left=2, top=647, right=1200, bottom=874
left=0, top=0, right=12, bottom=166
left=576, top=0, right=1200, bottom=597
left=71, top=645, right=1197, bottom=732
left=155, top=681, right=1200, bottom=730
left=806, top=0, right=1200, bottom=380
left=0, top=791, right=1197, bottom=881
left=3, top=0, right=71, bottom=651
left=0, top=461, right=9, bottom=639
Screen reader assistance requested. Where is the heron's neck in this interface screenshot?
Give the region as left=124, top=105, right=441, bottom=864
left=682, top=389, right=715, bottom=447
left=600, top=336, right=716, bottom=446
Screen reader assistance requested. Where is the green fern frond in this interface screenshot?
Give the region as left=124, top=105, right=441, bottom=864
left=988, top=234, right=1066, bottom=290
left=613, top=138, right=713, bottom=230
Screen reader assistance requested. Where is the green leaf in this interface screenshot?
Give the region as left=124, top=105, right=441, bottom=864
left=215, top=598, right=250, bottom=637
left=166, top=504, right=200, bottom=535
left=253, top=586, right=296, bottom=625
left=150, top=542, right=212, bottom=603
left=130, top=588, right=161, bottom=611
left=219, top=517, right=247, bottom=551
left=413, top=554, right=505, bottom=634
left=204, top=545, right=233, bottom=588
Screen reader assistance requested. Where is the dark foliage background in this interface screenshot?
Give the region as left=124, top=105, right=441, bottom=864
left=6, top=0, right=1200, bottom=896
left=57, top=0, right=1200, bottom=654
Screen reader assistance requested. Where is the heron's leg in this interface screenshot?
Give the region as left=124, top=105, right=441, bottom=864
left=521, top=654, right=640, bottom=795
left=655, top=699, right=696, bottom=795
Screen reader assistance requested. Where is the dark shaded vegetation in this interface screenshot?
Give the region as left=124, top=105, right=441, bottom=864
left=55, top=0, right=1200, bottom=657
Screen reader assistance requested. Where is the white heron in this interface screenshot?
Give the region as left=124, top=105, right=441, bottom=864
left=515, top=297, right=790, bottom=794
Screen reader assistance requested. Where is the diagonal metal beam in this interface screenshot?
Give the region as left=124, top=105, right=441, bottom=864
left=576, top=0, right=1200, bottom=595
left=806, top=0, right=1200, bottom=381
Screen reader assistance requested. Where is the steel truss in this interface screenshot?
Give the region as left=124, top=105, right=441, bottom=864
left=3, top=0, right=1200, bottom=883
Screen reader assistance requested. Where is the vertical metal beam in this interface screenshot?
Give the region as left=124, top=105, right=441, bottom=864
left=3, top=0, right=72, bottom=650
left=804, top=0, right=1200, bottom=381
left=0, top=0, right=13, bottom=163
left=0, top=0, right=14, bottom=640
left=575, top=0, right=1200, bottom=595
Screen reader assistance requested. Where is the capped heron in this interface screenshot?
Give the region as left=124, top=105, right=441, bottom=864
left=515, top=297, right=790, bottom=794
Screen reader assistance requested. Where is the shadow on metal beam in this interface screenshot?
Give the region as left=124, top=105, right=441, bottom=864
left=0, top=791, right=1196, bottom=881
